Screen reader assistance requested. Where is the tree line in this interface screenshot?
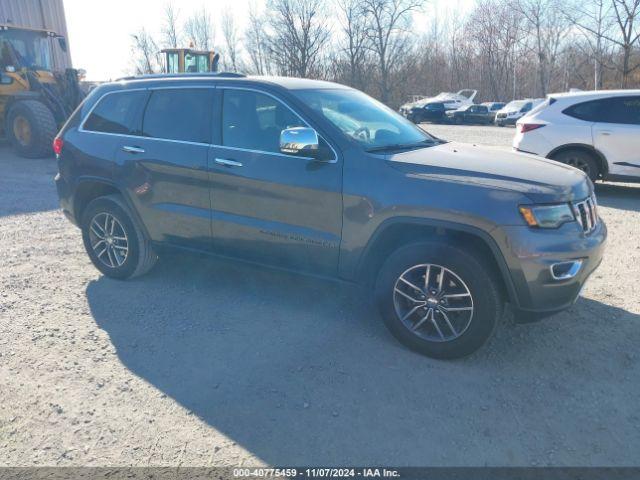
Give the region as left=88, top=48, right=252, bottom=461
left=131, top=0, right=640, bottom=108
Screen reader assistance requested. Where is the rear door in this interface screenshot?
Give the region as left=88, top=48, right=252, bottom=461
left=114, top=86, right=215, bottom=250
left=207, top=87, right=343, bottom=276
left=591, top=96, right=640, bottom=177
left=77, top=89, right=149, bottom=181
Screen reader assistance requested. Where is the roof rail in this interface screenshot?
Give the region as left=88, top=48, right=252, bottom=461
left=115, top=72, right=247, bottom=81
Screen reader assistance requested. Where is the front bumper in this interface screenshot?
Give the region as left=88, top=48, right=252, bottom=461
left=495, top=219, right=607, bottom=321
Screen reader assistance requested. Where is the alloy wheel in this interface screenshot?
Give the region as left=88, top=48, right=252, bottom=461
left=393, top=264, right=474, bottom=342
left=88, top=212, right=129, bottom=268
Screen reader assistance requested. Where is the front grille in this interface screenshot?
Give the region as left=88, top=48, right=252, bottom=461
left=573, top=195, right=598, bottom=233
left=496, top=113, right=507, bottom=119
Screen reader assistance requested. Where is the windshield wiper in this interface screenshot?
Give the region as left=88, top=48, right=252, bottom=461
left=365, top=140, right=436, bottom=153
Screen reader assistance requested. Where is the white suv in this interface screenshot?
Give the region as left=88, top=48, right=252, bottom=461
left=513, top=90, right=640, bottom=182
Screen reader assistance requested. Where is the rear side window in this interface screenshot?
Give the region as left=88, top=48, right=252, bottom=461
left=564, top=96, right=640, bottom=125
left=83, top=91, right=147, bottom=135
left=564, top=99, right=609, bottom=122
left=142, top=88, right=214, bottom=143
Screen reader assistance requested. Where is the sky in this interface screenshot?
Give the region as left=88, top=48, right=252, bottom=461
left=63, top=0, right=476, bottom=81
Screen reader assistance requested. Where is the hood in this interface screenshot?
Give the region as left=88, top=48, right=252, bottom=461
left=388, top=142, right=591, bottom=203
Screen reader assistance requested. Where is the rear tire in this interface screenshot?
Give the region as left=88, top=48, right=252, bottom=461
left=374, top=242, right=503, bottom=359
left=6, top=100, right=57, bottom=158
left=81, top=195, right=157, bottom=279
left=550, top=149, right=599, bottom=182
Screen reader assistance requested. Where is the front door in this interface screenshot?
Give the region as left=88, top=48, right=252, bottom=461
left=208, top=87, right=343, bottom=276
left=592, top=96, right=640, bottom=178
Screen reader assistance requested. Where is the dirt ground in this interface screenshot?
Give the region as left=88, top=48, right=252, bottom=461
left=1, top=126, right=639, bottom=467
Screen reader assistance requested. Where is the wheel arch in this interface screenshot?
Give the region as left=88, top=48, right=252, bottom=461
left=547, top=143, right=609, bottom=178
left=356, top=217, right=519, bottom=307
left=72, top=178, right=150, bottom=240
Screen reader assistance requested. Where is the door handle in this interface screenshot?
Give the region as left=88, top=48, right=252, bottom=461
left=122, top=145, right=145, bottom=154
left=598, top=130, right=612, bottom=136
left=215, top=158, right=243, bottom=167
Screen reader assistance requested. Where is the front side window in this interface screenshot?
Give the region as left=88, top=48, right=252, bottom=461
left=83, top=90, right=147, bottom=135
left=606, top=96, right=640, bottom=125
left=293, top=88, right=435, bottom=151
left=142, top=88, right=213, bottom=143
left=222, top=89, right=305, bottom=153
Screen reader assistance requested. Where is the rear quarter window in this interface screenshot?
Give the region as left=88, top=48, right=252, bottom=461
left=82, top=90, right=148, bottom=135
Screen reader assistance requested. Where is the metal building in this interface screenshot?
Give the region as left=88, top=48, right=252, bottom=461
left=0, top=0, right=72, bottom=69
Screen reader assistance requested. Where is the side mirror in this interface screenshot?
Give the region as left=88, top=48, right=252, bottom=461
left=280, top=127, right=319, bottom=158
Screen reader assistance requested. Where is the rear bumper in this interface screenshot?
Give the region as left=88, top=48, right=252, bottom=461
left=496, top=219, right=607, bottom=320
left=54, top=172, right=77, bottom=226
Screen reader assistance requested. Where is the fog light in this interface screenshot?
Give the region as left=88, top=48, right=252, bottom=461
left=550, top=260, right=583, bottom=280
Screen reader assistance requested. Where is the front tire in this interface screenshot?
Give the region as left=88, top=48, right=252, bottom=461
left=6, top=100, right=57, bottom=158
left=374, top=242, right=503, bottom=359
left=81, top=195, right=157, bottom=279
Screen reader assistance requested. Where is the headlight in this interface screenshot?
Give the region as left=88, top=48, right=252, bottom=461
left=519, top=204, right=575, bottom=228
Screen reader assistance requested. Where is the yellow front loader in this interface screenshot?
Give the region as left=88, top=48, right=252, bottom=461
left=0, top=24, right=84, bottom=158
left=161, top=47, right=220, bottom=74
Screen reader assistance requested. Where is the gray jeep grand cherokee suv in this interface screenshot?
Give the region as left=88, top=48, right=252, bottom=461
left=54, top=74, right=606, bottom=359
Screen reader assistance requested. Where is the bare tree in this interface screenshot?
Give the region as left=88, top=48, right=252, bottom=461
left=610, top=0, right=640, bottom=86
left=337, top=0, right=371, bottom=89
left=131, top=28, right=161, bottom=74
left=184, top=7, right=215, bottom=50
left=266, top=0, right=331, bottom=77
left=564, top=0, right=615, bottom=89
left=161, top=2, right=181, bottom=48
left=245, top=2, right=271, bottom=74
left=361, top=0, right=423, bottom=103
left=221, top=8, right=241, bottom=71
left=469, top=0, right=524, bottom=100
left=516, top=0, right=571, bottom=96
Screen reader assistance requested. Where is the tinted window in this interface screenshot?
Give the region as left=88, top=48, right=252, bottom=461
left=142, top=89, right=213, bottom=143
left=222, top=89, right=304, bottom=153
left=83, top=91, right=147, bottom=135
left=565, top=99, right=610, bottom=122
left=564, top=97, right=640, bottom=125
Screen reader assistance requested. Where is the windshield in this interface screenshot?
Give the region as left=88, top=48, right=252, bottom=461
left=184, top=53, right=209, bottom=73
left=294, top=88, right=435, bottom=150
left=504, top=100, right=526, bottom=111
left=0, top=29, right=53, bottom=71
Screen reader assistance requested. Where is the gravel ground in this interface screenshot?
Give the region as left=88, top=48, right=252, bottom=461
left=1, top=128, right=640, bottom=467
